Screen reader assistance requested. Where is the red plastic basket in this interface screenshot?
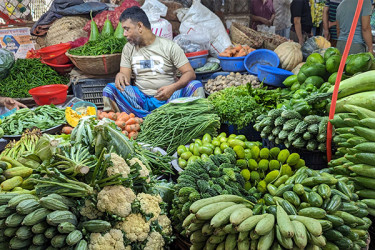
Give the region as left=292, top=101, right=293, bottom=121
left=42, top=50, right=71, bottom=65
left=38, top=43, right=71, bottom=57
left=28, top=84, right=68, bottom=106
left=42, top=60, right=74, bottom=74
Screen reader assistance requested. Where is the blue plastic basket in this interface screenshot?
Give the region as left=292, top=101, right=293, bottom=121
left=188, top=54, right=208, bottom=69
left=257, top=65, right=293, bottom=87
left=244, top=49, right=280, bottom=75
left=217, top=56, right=246, bottom=72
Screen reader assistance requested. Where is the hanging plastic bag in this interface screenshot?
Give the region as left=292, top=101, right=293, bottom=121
left=141, top=0, right=173, bottom=40
left=177, top=0, right=232, bottom=57
left=173, top=32, right=209, bottom=53
left=0, top=48, right=15, bottom=80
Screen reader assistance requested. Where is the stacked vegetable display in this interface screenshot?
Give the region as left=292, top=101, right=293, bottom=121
left=254, top=109, right=329, bottom=152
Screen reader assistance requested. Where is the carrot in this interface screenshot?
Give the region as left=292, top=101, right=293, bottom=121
left=134, top=117, right=143, bottom=124
left=129, top=113, right=135, bottom=118
left=117, top=112, right=127, bottom=120
left=234, top=44, right=242, bottom=52
left=129, top=131, right=138, bottom=139
left=119, top=114, right=130, bottom=122
left=125, top=124, right=140, bottom=132
left=62, top=126, right=73, bottom=134
left=122, top=130, right=129, bottom=136
left=125, top=118, right=137, bottom=125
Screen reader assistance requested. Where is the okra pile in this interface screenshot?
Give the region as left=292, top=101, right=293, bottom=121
left=0, top=193, right=101, bottom=249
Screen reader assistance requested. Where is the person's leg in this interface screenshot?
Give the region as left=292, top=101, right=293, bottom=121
left=102, top=83, right=151, bottom=118
left=285, top=27, right=291, bottom=39
left=168, top=80, right=205, bottom=101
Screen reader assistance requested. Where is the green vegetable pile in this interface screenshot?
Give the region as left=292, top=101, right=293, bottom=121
left=138, top=98, right=221, bottom=155
left=170, top=147, right=257, bottom=232
left=0, top=105, right=65, bottom=135
left=69, top=14, right=127, bottom=56
left=254, top=109, right=329, bottom=152
left=0, top=59, right=69, bottom=98
left=68, top=36, right=127, bottom=56
left=208, top=84, right=283, bottom=129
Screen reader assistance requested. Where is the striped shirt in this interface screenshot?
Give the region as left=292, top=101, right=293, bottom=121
left=325, top=0, right=343, bottom=40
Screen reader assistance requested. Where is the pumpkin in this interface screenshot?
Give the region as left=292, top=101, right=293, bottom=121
left=292, top=62, right=305, bottom=75
left=301, top=36, right=331, bottom=60
left=274, top=42, right=303, bottom=71
left=65, top=106, right=96, bottom=127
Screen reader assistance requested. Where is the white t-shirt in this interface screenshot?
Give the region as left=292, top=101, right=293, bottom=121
left=120, top=36, right=189, bottom=96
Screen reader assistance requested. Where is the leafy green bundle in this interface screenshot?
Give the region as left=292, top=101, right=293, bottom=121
left=208, top=84, right=283, bottom=129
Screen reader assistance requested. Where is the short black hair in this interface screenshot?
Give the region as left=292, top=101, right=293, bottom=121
left=119, top=6, right=151, bottom=30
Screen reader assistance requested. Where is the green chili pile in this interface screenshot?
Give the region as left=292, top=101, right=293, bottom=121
left=68, top=36, right=127, bottom=56
left=1, top=105, right=66, bottom=135
left=0, top=59, right=69, bottom=98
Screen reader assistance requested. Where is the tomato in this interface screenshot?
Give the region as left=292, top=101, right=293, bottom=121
left=214, top=147, right=222, bottom=155
left=203, top=142, right=215, bottom=151
left=178, top=158, right=187, bottom=169
left=193, top=143, right=201, bottom=156
left=200, top=153, right=210, bottom=162
left=235, top=135, right=246, bottom=141
left=211, top=139, right=220, bottom=147
left=187, top=156, right=200, bottom=165
left=219, top=137, right=228, bottom=143
left=177, top=145, right=188, bottom=156
left=228, top=134, right=237, bottom=139
left=217, top=132, right=227, bottom=138
left=202, top=133, right=212, bottom=143
left=199, top=146, right=213, bottom=155
left=180, top=151, right=192, bottom=161
left=189, top=144, right=195, bottom=153
left=194, top=139, right=202, bottom=145
left=220, top=142, right=229, bottom=151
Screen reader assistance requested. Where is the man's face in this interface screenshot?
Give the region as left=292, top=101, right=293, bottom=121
left=122, top=19, right=142, bottom=46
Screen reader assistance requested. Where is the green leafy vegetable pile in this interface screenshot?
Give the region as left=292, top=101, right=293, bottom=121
left=0, top=59, right=69, bottom=98
left=1, top=105, right=66, bottom=135
left=208, top=84, right=283, bottom=129
left=68, top=36, right=127, bottom=56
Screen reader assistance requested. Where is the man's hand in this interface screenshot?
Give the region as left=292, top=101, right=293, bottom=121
left=3, top=98, right=27, bottom=110
left=154, top=85, right=176, bottom=101
left=115, top=72, right=130, bottom=92
left=323, top=30, right=330, bottom=40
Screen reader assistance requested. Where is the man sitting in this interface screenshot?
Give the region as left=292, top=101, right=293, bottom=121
left=103, top=6, right=204, bottom=117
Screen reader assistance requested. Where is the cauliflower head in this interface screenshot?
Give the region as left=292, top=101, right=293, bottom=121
left=158, top=214, right=172, bottom=235
left=88, top=229, right=126, bottom=250
left=129, top=157, right=150, bottom=182
left=116, top=213, right=150, bottom=242
left=136, top=193, right=162, bottom=221
left=144, top=232, right=165, bottom=250
left=108, top=153, right=130, bottom=178
left=80, top=199, right=103, bottom=220
left=97, top=185, right=136, bottom=218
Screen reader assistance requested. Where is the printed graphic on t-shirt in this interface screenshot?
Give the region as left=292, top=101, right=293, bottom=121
left=132, top=56, right=165, bottom=75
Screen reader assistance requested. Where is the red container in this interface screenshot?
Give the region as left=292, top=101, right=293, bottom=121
left=29, top=84, right=68, bottom=106
left=38, top=43, right=71, bottom=57
left=42, top=50, right=71, bottom=65
left=42, top=60, right=74, bottom=74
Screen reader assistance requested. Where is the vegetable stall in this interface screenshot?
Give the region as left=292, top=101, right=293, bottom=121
left=1, top=1, right=375, bottom=250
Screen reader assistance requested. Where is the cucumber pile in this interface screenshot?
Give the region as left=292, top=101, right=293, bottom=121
left=254, top=109, right=329, bottom=152
left=0, top=193, right=108, bottom=249
left=183, top=195, right=327, bottom=249
left=329, top=104, right=375, bottom=216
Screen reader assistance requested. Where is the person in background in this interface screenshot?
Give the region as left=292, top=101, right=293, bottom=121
left=250, top=0, right=275, bottom=31
left=0, top=97, right=26, bottom=111
left=336, top=0, right=373, bottom=55
left=274, top=0, right=293, bottom=38
left=102, top=7, right=204, bottom=118
left=323, top=0, right=343, bottom=47
left=290, top=0, right=313, bottom=45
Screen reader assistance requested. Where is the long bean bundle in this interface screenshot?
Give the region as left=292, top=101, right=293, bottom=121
left=138, top=98, right=221, bottom=154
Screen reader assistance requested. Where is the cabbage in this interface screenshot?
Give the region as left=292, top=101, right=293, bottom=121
left=0, top=48, right=15, bottom=79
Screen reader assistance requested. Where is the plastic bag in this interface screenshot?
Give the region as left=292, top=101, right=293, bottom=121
left=177, top=0, right=232, bottom=57
left=173, top=33, right=209, bottom=53
left=0, top=49, right=15, bottom=80
left=141, top=0, right=173, bottom=40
